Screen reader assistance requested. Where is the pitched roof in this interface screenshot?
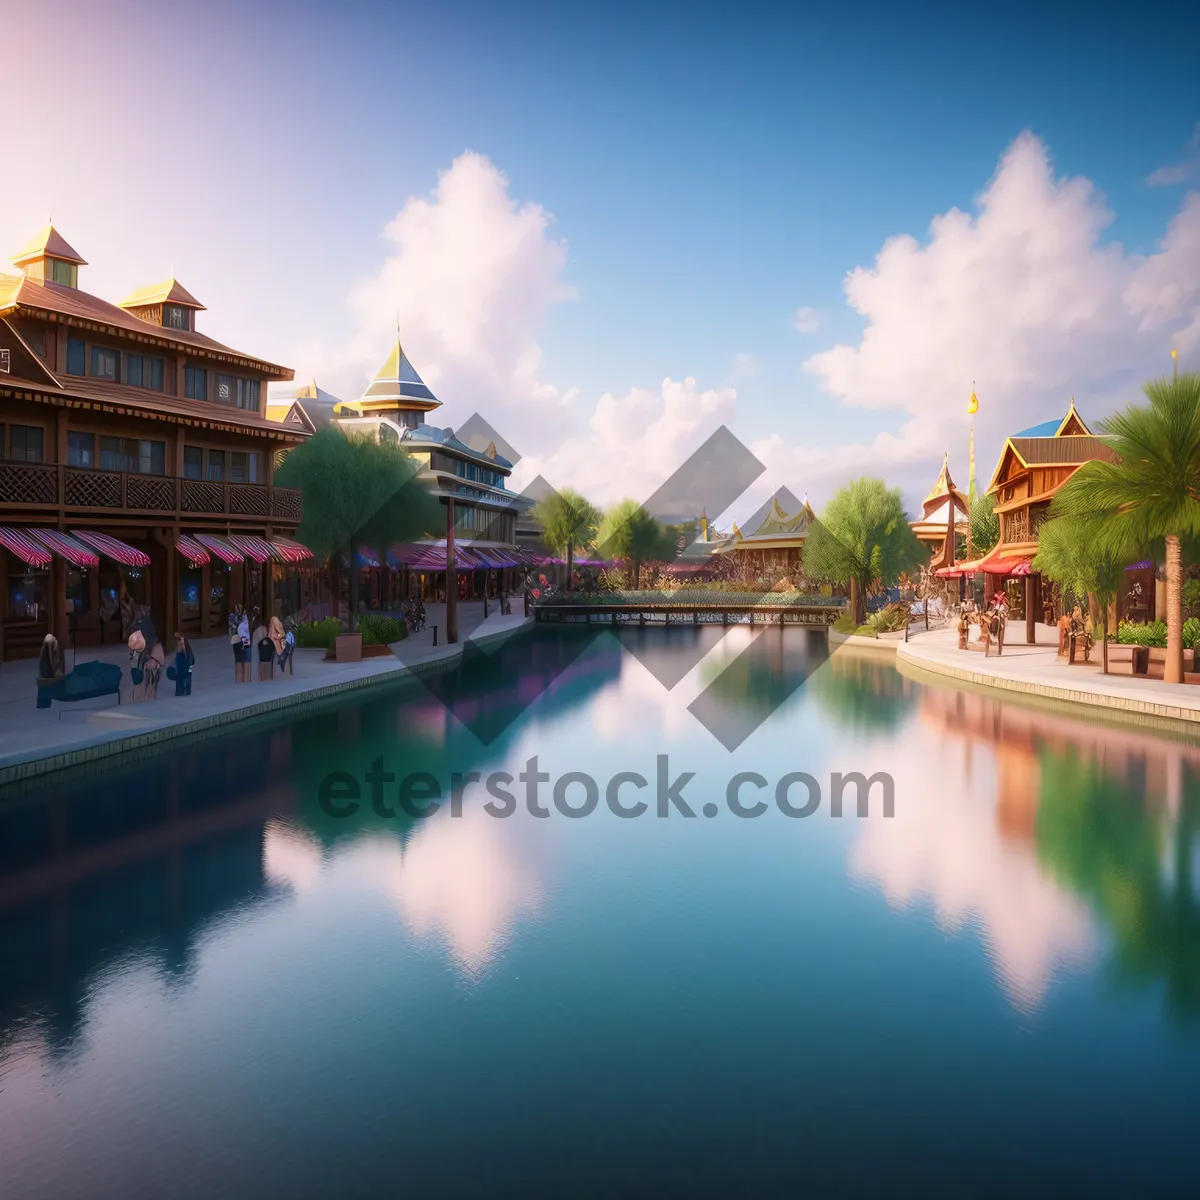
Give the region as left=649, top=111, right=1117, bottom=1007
left=12, top=225, right=87, bottom=267
left=0, top=273, right=291, bottom=379
left=348, top=338, right=441, bottom=410
left=920, top=454, right=970, bottom=520
left=119, top=277, right=206, bottom=311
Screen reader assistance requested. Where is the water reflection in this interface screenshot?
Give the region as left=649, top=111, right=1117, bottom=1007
left=828, top=656, right=1200, bottom=1017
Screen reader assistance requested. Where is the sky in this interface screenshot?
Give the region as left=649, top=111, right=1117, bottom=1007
left=2, top=0, right=1199, bottom=524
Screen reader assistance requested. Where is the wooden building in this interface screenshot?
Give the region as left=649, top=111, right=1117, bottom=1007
left=716, top=491, right=813, bottom=577
left=910, top=455, right=969, bottom=571
left=978, top=401, right=1115, bottom=638
left=0, top=226, right=310, bottom=661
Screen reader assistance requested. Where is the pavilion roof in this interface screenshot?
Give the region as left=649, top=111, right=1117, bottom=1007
left=119, top=277, right=206, bottom=311
left=340, top=337, right=441, bottom=413
left=12, top=224, right=87, bottom=267
left=921, top=453, right=970, bottom=518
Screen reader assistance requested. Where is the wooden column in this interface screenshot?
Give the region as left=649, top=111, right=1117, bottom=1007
left=1025, top=573, right=1037, bottom=645
left=200, top=561, right=212, bottom=634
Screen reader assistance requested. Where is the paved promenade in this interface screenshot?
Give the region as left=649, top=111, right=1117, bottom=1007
left=898, top=622, right=1200, bottom=727
left=0, top=603, right=531, bottom=784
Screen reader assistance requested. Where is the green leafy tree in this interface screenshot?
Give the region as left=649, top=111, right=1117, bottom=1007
left=803, top=477, right=925, bottom=625
left=1052, top=371, right=1200, bottom=683
left=275, top=428, right=441, bottom=630
left=533, top=487, right=601, bottom=595
left=1033, top=514, right=1129, bottom=673
left=597, top=499, right=676, bottom=588
left=969, top=490, right=999, bottom=557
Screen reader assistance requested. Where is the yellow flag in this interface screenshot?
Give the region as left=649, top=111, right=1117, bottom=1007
left=967, top=389, right=979, bottom=415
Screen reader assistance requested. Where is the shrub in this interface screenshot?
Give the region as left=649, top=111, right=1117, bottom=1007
left=358, top=613, right=406, bottom=645
left=833, top=613, right=859, bottom=634
left=1184, top=616, right=1200, bottom=648
left=1116, top=620, right=1168, bottom=648
left=296, top=617, right=342, bottom=649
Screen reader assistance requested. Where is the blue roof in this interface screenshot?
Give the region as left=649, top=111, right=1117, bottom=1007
left=1014, top=417, right=1061, bottom=438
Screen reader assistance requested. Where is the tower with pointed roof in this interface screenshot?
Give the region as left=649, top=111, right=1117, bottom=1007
left=12, top=225, right=87, bottom=288
left=335, top=336, right=442, bottom=427
left=910, top=454, right=970, bottom=569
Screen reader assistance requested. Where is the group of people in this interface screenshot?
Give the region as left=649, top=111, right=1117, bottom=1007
left=229, top=606, right=296, bottom=682
left=956, top=592, right=1009, bottom=656
left=1057, top=605, right=1093, bottom=663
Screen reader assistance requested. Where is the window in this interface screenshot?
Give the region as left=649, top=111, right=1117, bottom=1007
left=67, top=431, right=95, bottom=467
left=91, top=346, right=119, bottom=381
left=99, top=437, right=166, bottom=475
left=66, top=566, right=91, bottom=615
left=50, top=259, right=76, bottom=287
left=229, top=451, right=259, bottom=484
left=66, top=337, right=86, bottom=376
left=164, top=304, right=189, bottom=331
left=236, top=378, right=260, bottom=411
left=10, top=425, right=44, bottom=463
left=216, top=374, right=233, bottom=404
left=184, top=364, right=208, bottom=400
left=206, top=449, right=225, bottom=482
left=183, top=446, right=204, bottom=480
left=127, top=354, right=164, bottom=391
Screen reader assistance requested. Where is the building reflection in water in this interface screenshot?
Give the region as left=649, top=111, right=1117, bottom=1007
left=833, top=655, right=1200, bottom=1019
left=0, top=630, right=624, bottom=1057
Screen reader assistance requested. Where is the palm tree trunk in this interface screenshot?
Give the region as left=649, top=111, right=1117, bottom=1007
left=1101, top=605, right=1108, bottom=674
left=567, top=539, right=575, bottom=596
left=348, top=537, right=359, bottom=632
left=1166, top=534, right=1183, bottom=683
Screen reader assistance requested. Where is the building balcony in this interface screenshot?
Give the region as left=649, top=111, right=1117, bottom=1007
left=0, top=459, right=302, bottom=524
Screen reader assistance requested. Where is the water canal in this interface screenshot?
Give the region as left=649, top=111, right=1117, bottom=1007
left=1, top=625, right=1198, bottom=1197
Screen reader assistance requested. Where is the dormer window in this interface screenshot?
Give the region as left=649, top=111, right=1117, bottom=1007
left=164, top=304, right=191, bottom=331
left=49, top=259, right=77, bottom=288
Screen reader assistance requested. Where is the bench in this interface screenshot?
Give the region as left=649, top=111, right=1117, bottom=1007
left=37, top=661, right=123, bottom=709
left=1106, top=645, right=1147, bottom=676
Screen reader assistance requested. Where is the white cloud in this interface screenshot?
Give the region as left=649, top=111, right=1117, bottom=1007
left=731, top=351, right=759, bottom=378
left=792, top=306, right=822, bottom=334
left=294, top=151, right=578, bottom=449
left=513, top=376, right=739, bottom=508
left=780, top=131, right=1200, bottom=507
left=1146, top=121, right=1200, bottom=187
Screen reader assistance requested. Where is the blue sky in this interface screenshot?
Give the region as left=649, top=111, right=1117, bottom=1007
left=3, top=0, right=1199, bottom=514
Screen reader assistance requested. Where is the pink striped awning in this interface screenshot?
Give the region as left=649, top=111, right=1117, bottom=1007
left=270, top=536, right=314, bottom=563
left=228, top=534, right=279, bottom=564
left=29, top=529, right=100, bottom=568
left=194, top=533, right=244, bottom=565
left=174, top=534, right=211, bottom=567
left=0, top=526, right=53, bottom=568
left=72, top=530, right=151, bottom=568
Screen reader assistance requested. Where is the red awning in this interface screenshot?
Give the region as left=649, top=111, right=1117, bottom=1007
left=228, top=534, right=279, bottom=564
left=29, top=529, right=100, bottom=568
left=977, top=551, right=1034, bottom=577
left=194, top=533, right=244, bottom=565
left=72, top=530, right=151, bottom=567
left=270, top=537, right=314, bottom=563
left=175, top=534, right=211, bottom=566
left=0, top=526, right=53, bottom=568
left=935, top=556, right=986, bottom=579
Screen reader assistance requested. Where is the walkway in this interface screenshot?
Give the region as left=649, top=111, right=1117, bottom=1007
left=0, top=603, right=531, bottom=784
left=898, top=621, right=1200, bottom=726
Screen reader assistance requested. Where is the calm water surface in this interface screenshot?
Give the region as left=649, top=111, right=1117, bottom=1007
left=1, top=626, right=1199, bottom=1197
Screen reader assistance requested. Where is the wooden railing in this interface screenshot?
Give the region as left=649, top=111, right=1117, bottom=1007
left=0, top=459, right=302, bottom=523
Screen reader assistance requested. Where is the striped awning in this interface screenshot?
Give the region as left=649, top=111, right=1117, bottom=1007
left=0, top=526, right=53, bottom=568
left=175, top=533, right=211, bottom=566
left=228, top=534, right=278, bottom=564
left=195, top=533, right=244, bottom=565
left=356, top=546, right=381, bottom=569
left=29, top=529, right=100, bottom=568
left=72, top=530, right=151, bottom=567
left=270, top=536, right=314, bottom=563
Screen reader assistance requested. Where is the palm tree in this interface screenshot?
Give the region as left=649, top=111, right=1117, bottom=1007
left=533, top=488, right=600, bottom=596
left=1053, top=372, right=1200, bottom=683
left=1033, top=514, right=1129, bottom=673
left=803, top=477, right=925, bottom=625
